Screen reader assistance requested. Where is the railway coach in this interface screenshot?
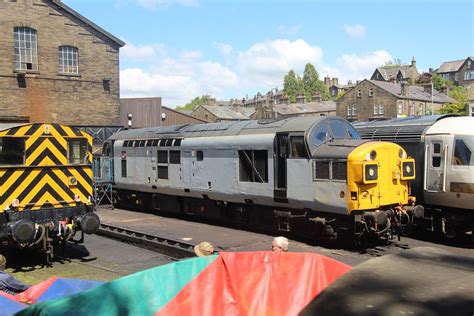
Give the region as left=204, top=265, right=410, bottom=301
left=104, top=116, right=420, bottom=244
left=354, top=115, right=474, bottom=240
left=0, top=123, right=100, bottom=262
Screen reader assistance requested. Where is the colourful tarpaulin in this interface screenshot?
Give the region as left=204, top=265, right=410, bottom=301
left=0, top=277, right=102, bottom=315
left=17, top=252, right=351, bottom=316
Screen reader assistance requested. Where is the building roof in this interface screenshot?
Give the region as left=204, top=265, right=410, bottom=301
left=369, top=80, right=456, bottom=103
left=436, top=59, right=468, bottom=73
left=195, top=105, right=256, bottom=120
left=48, top=0, right=125, bottom=47
left=273, top=101, right=336, bottom=116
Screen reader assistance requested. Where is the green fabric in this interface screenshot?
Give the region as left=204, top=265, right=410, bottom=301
left=16, top=255, right=217, bottom=316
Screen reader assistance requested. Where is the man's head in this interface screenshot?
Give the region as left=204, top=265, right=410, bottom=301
left=194, top=241, right=214, bottom=257
left=272, top=236, right=289, bottom=252
left=0, top=255, right=6, bottom=271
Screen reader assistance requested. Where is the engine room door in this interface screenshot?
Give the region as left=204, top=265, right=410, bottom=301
left=425, top=139, right=447, bottom=192
left=274, top=134, right=288, bottom=201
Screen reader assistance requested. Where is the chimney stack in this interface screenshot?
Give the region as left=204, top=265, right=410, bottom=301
left=401, top=82, right=407, bottom=96
left=411, top=56, right=416, bottom=68
left=324, top=76, right=330, bottom=86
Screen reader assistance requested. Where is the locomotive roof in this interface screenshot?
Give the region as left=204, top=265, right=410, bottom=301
left=425, top=116, right=474, bottom=135
left=353, top=115, right=457, bottom=143
left=109, top=116, right=344, bottom=140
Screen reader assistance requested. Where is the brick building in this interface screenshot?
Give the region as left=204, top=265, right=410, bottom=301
left=0, top=0, right=124, bottom=126
left=337, top=80, right=455, bottom=122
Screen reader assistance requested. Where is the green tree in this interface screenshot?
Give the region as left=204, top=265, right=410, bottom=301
left=283, top=70, right=301, bottom=103
left=303, top=63, right=319, bottom=101
left=431, top=74, right=449, bottom=91
left=175, top=95, right=210, bottom=111
left=438, top=85, right=468, bottom=115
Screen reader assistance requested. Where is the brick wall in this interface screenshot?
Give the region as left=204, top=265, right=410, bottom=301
left=0, top=0, right=121, bottom=126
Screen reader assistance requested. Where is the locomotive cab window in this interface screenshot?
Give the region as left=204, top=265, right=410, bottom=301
left=452, top=136, right=473, bottom=166
left=0, top=137, right=25, bottom=165
left=313, top=122, right=330, bottom=146
left=290, top=136, right=308, bottom=158
left=68, top=139, right=88, bottom=164
left=432, top=142, right=442, bottom=168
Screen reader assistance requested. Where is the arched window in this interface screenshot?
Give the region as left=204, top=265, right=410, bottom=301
left=58, top=46, right=79, bottom=74
left=14, top=27, right=38, bottom=71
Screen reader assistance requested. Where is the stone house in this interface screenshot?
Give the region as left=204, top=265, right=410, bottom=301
left=337, top=80, right=456, bottom=122
left=252, top=101, right=336, bottom=119
left=436, top=57, right=474, bottom=87
left=191, top=104, right=255, bottom=122
left=0, top=0, right=124, bottom=126
left=370, top=57, right=419, bottom=83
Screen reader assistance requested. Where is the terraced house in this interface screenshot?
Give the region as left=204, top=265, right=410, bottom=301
left=0, top=0, right=124, bottom=126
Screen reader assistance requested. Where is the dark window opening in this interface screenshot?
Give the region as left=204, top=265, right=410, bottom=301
left=103, top=79, right=110, bottom=92
left=158, top=166, right=168, bottom=179
left=165, top=139, right=173, bottom=146
left=170, top=150, right=181, bottom=164
left=197, top=150, right=204, bottom=161
left=432, top=142, right=442, bottom=168
left=146, top=140, right=153, bottom=147
left=290, top=136, right=307, bottom=158
left=159, top=139, right=166, bottom=147
left=0, top=138, right=25, bottom=165
left=433, top=143, right=441, bottom=154
left=152, top=139, right=159, bottom=146
left=139, top=140, right=146, bottom=147
left=238, top=150, right=268, bottom=183
left=174, top=139, right=182, bottom=146
left=158, top=150, right=168, bottom=163
left=432, top=157, right=441, bottom=168
left=332, top=161, right=347, bottom=180
left=68, top=138, right=88, bottom=164
left=121, top=159, right=127, bottom=177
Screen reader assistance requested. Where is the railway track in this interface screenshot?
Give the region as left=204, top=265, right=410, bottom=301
left=96, top=223, right=196, bottom=260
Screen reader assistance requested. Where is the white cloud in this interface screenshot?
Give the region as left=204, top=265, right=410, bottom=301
left=343, top=24, right=366, bottom=39
left=136, top=0, right=198, bottom=10
left=237, top=39, right=323, bottom=88
left=120, top=38, right=392, bottom=107
left=277, top=24, right=302, bottom=36
left=335, top=50, right=392, bottom=83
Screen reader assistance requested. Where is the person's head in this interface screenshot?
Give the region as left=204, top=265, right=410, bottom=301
left=272, top=236, right=289, bottom=252
left=194, top=241, right=214, bottom=257
left=0, top=255, right=6, bottom=271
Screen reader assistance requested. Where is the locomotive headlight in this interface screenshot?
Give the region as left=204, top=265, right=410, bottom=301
left=363, top=163, right=378, bottom=183
left=401, top=159, right=415, bottom=180
left=398, top=149, right=407, bottom=159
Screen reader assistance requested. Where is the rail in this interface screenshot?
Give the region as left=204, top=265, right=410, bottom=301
left=96, top=223, right=196, bottom=260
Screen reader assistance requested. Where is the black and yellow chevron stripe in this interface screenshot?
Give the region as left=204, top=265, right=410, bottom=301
left=0, top=124, right=93, bottom=212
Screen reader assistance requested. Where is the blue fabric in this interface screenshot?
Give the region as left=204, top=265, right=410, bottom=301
left=0, top=271, right=29, bottom=294
left=0, top=293, right=27, bottom=315
left=36, top=278, right=103, bottom=302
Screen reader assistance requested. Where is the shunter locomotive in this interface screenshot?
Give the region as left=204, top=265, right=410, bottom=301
left=104, top=116, right=420, bottom=243
left=355, top=115, right=474, bottom=239
left=0, top=123, right=100, bottom=262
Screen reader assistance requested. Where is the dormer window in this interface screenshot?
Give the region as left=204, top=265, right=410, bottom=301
left=14, top=27, right=38, bottom=71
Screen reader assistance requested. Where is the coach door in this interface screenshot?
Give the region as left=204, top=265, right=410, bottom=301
left=274, top=134, right=288, bottom=202
left=425, top=139, right=447, bottom=192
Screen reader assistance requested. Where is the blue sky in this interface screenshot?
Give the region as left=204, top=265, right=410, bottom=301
left=64, top=0, right=473, bottom=107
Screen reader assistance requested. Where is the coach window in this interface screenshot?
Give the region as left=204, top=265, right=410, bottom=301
left=0, top=138, right=25, bottom=165
left=238, top=150, right=268, bottom=183
left=68, top=139, right=88, bottom=164
left=452, top=137, right=473, bottom=166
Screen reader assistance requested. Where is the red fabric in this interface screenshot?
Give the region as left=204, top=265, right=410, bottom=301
left=14, top=276, right=58, bottom=304
left=156, top=252, right=351, bottom=316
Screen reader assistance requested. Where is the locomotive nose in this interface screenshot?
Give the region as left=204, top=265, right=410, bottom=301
left=77, top=213, right=100, bottom=234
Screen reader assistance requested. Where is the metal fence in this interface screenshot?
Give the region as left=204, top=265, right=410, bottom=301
left=93, top=156, right=114, bottom=207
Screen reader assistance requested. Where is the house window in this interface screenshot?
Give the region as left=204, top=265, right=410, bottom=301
left=398, top=101, right=403, bottom=115
left=58, top=46, right=79, bottom=74
left=373, top=105, right=378, bottom=115
left=68, top=139, right=88, bottom=164
left=14, top=27, right=38, bottom=71
left=0, top=138, right=25, bottom=165
left=464, top=70, right=474, bottom=80
left=419, top=103, right=424, bottom=115
left=454, top=72, right=459, bottom=82
left=410, top=102, right=415, bottom=116
left=368, top=88, right=373, bottom=97
left=378, top=104, right=384, bottom=115
left=356, top=90, right=362, bottom=98
left=239, top=150, right=268, bottom=183
left=373, top=104, right=384, bottom=115
left=347, top=104, right=356, bottom=117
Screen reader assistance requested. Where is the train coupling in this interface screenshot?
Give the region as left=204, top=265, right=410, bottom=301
left=76, top=212, right=100, bottom=234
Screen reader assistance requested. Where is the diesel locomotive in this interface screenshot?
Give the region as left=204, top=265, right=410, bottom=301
left=104, top=116, right=420, bottom=243
left=355, top=115, right=474, bottom=240
left=0, top=123, right=100, bottom=262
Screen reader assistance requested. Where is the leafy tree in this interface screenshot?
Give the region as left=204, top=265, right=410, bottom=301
left=431, top=74, right=453, bottom=91
left=283, top=70, right=301, bottom=103
left=175, top=95, right=210, bottom=111
left=303, top=63, right=319, bottom=101
left=438, top=85, right=468, bottom=115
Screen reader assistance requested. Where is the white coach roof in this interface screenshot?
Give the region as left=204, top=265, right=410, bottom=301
left=425, top=117, right=474, bottom=136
